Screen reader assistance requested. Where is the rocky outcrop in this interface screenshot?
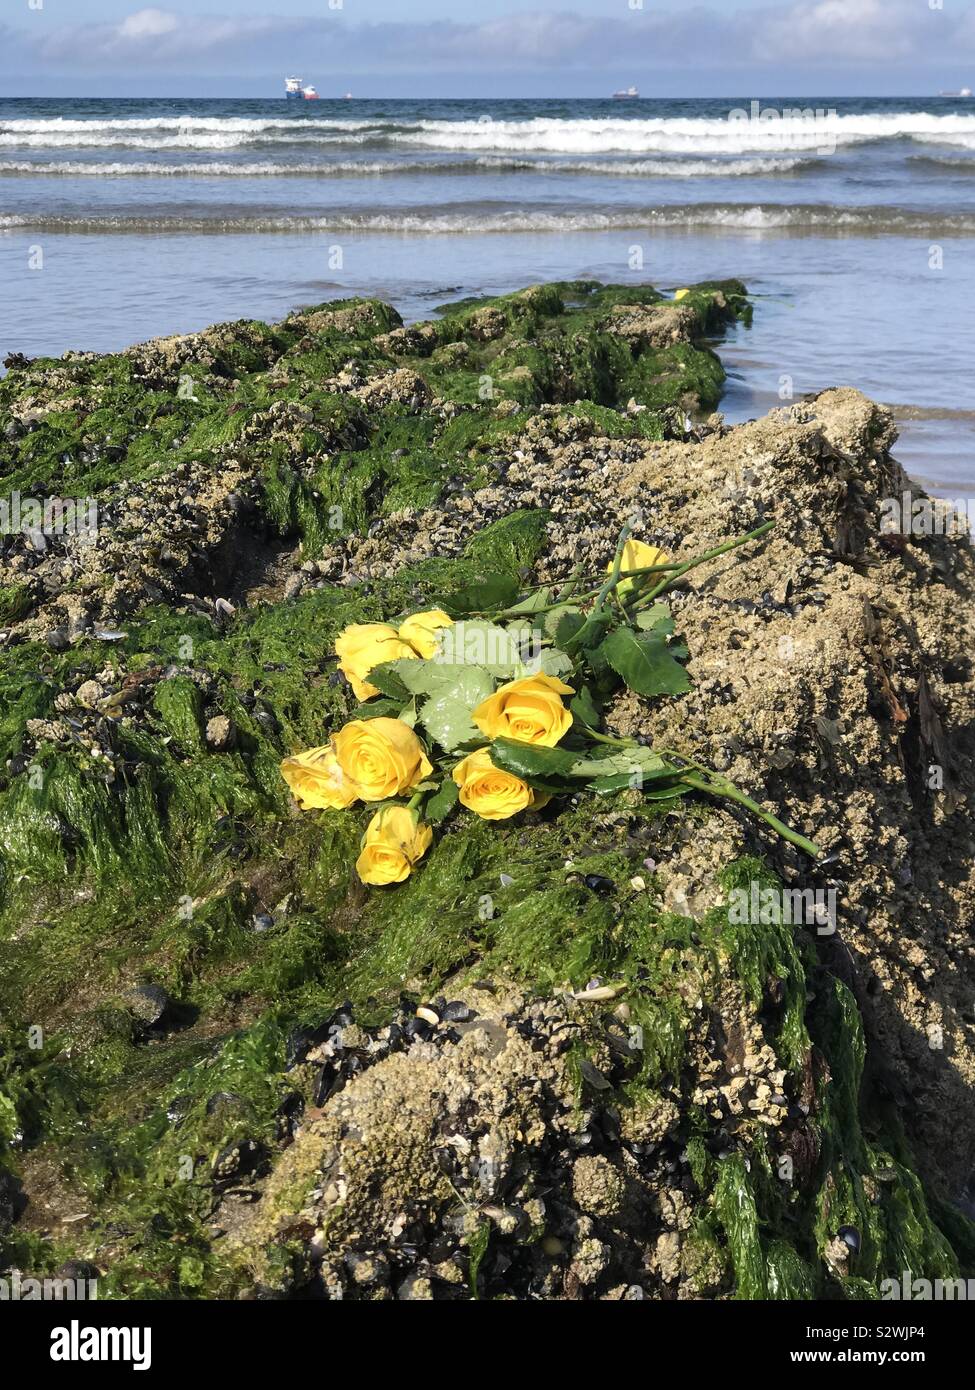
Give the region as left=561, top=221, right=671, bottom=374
left=1, top=282, right=973, bottom=1300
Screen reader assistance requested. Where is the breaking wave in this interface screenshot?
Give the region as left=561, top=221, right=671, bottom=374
left=0, top=154, right=815, bottom=179
left=3, top=203, right=973, bottom=236
left=3, top=112, right=975, bottom=156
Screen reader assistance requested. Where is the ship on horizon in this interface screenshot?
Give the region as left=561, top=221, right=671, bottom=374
left=612, top=86, right=640, bottom=100
left=285, top=76, right=320, bottom=101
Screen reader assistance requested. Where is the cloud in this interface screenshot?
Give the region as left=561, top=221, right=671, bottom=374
left=117, top=9, right=180, bottom=42
left=750, top=0, right=942, bottom=64
left=31, top=9, right=299, bottom=66
left=4, top=3, right=973, bottom=74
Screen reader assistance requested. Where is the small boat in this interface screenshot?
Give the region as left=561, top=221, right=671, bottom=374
left=612, top=86, right=639, bottom=100
left=302, top=85, right=320, bottom=101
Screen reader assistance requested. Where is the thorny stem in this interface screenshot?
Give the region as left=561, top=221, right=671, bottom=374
left=627, top=521, right=776, bottom=612
left=577, top=735, right=820, bottom=857
left=562, top=524, right=633, bottom=655
left=479, top=521, right=775, bottom=621
left=681, top=771, right=822, bottom=859
left=577, top=725, right=638, bottom=748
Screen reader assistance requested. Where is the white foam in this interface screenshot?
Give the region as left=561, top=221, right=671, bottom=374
left=2, top=203, right=973, bottom=236
left=0, top=158, right=408, bottom=177
left=3, top=111, right=975, bottom=155
left=0, top=154, right=812, bottom=179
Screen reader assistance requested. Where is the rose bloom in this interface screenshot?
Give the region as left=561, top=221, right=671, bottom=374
left=335, top=622, right=417, bottom=701
left=472, top=672, right=574, bottom=748
left=452, top=747, right=547, bottom=821
left=280, top=745, right=358, bottom=811
left=398, top=608, right=453, bottom=660
left=332, top=717, right=433, bottom=801
left=608, top=539, right=670, bottom=599
left=356, top=805, right=433, bottom=886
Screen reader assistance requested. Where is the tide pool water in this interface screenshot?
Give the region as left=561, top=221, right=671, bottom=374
left=2, top=96, right=973, bottom=498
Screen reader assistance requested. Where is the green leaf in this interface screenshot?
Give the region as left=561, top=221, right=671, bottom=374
left=568, top=748, right=675, bottom=782
left=363, top=661, right=413, bottom=701
left=424, top=780, right=460, bottom=823
left=351, top=696, right=407, bottom=721
left=376, top=658, right=475, bottom=699
left=544, top=604, right=584, bottom=642
left=513, top=646, right=575, bottom=682
left=572, top=611, right=613, bottom=660
left=437, top=621, right=524, bottom=675
left=643, top=781, right=693, bottom=801
left=570, top=684, right=602, bottom=731
left=634, top=603, right=675, bottom=635
left=507, top=587, right=552, bottom=614
left=591, top=775, right=691, bottom=800
left=503, top=618, right=540, bottom=643
left=0, top=1092, right=17, bottom=1144
left=419, top=668, right=495, bottom=751
left=443, top=575, right=519, bottom=616
left=596, top=627, right=691, bottom=698
left=488, top=737, right=577, bottom=787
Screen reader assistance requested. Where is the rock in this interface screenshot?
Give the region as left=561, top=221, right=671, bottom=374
left=571, top=1156, right=626, bottom=1219
left=53, top=1260, right=100, bottom=1287
left=205, top=715, right=235, bottom=751
left=75, top=680, right=105, bottom=707
left=396, top=1274, right=433, bottom=1300
left=4, top=281, right=973, bottom=1304
left=212, top=1139, right=269, bottom=1189
left=570, top=1237, right=610, bottom=1287
left=655, top=1231, right=682, bottom=1284
left=124, top=982, right=171, bottom=1032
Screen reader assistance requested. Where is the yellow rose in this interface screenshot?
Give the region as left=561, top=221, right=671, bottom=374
left=608, top=538, right=670, bottom=599
left=452, top=747, right=547, bottom=821
left=333, top=717, right=433, bottom=801
left=355, top=805, right=433, bottom=885
left=472, top=672, right=574, bottom=748
left=335, top=622, right=417, bottom=702
left=398, top=609, right=454, bottom=659
left=674, top=287, right=691, bottom=301
left=280, top=744, right=358, bottom=811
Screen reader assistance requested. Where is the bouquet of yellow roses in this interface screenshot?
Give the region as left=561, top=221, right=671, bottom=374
left=281, top=524, right=820, bottom=886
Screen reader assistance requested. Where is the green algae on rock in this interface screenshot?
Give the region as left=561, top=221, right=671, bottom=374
left=1, top=281, right=974, bottom=1300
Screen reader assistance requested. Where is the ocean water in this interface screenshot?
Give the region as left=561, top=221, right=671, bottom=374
left=2, top=96, right=974, bottom=497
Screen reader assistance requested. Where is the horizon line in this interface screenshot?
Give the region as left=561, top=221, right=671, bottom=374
left=0, top=91, right=960, bottom=100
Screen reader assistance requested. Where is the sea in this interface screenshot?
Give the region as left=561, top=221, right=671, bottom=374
left=1, top=95, right=974, bottom=500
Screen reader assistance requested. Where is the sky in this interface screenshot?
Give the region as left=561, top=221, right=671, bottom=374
left=1, top=0, right=974, bottom=98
